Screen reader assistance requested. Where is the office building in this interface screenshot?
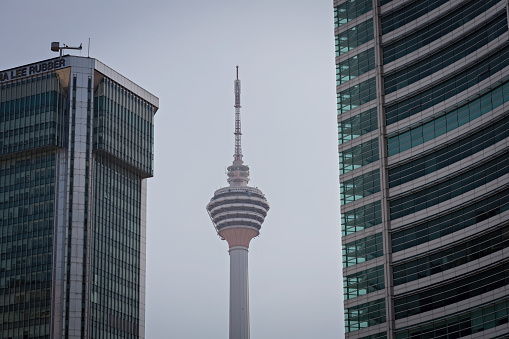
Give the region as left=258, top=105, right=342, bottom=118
left=335, top=0, right=509, bottom=338
left=0, top=55, right=158, bottom=338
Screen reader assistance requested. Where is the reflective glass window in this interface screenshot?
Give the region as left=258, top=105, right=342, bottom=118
left=383, top=0, right=500, bottom=63
left=381, top=0, right=449, bottom=34
left=341, top=169, right=380, bottom=204
left=335, top=19, right=374, bottom=56
left=334, top=0, right=372, bottom=28
left=394, top=263, right=509, bottom=319
left=343, top=233, right=383, bottom=267
left=390, top=152, right=509, bottom=220
left=389, top=114, right=509, bottom=187
left=384, top=14, right=508, bottom=94
left=339, top=138, right=379, bottom=174
left=345, top=298, right=386, bottom=332
left=394, top=225, right=509, bottom=285
left=338, top=77, right=376, bottom=115
left=344, top=265, right=385, bottom=299
left=338, top=107, right=377, bottom=144
left=337, top=48, right=375, bottom=85
left=385, top=45, right=509, bottom=126
left=392, top=189, right=509, bottom=252
left=388, top=80, right=509, bottom=155
left=342, top=200, right=382, bottom=236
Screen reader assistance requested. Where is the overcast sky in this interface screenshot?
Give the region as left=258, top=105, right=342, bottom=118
left=2, top=0, right=342, bottom=337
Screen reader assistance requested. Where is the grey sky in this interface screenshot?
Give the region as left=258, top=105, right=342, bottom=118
left=2, top=0, right=342, bottom=337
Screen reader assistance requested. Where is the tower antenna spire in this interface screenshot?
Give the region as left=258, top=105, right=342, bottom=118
left=234, top=66, right=242, bottom=162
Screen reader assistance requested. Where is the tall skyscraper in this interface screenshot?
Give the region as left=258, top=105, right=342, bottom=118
left=335, top=0, right=509, bottom=338
left=206, top=67, right=270, bottom=339
left=0, top=54, right=158, bottom=338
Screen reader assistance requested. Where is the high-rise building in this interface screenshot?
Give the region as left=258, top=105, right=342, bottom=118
left=206, top=67, right=270, bottom=339
left=0, top=54, right=158, bottom=338
left=335, top=0, right=509, bottom=338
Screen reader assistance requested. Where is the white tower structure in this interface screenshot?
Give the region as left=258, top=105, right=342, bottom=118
left=206, top=67, right=270, bottom=339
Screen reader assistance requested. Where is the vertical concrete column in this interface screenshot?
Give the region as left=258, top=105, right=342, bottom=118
left=229, top=246, right=250, bottom=339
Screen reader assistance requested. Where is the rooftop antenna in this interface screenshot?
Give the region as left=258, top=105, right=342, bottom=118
left=88, top=38, right=90, bottom=57
left=51, top=42, right=83, bottom=57
left=234, top=65, right=242, bottom=162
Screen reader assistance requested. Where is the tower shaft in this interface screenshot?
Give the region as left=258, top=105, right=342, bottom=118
left=229, top=246, right=250, bottom=339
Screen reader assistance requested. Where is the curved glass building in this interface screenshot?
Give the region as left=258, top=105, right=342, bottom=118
left=0, top=56, right=158, bottom=338
left=335, top=0, right=509, bottom=338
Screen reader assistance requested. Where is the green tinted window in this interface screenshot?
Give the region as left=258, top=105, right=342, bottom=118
left=344, top=265, right=384, bottom=299
left=341, top=169, right=380, bottom=204
left=338, top=107, right=377, bottom=144
left=335, top=19, right=374, bottom=56
left=343, top=233, right=383, bottom=267
left=337, top=48, right=375, bottom=85
left=335, top=0, right=373, bottom=28
left=339, top=137, right=379, bottom=174
left=396, top=298, right=509, bottom=338
left=338, top=77, right=376, bottom=115
left=345, top=298, right=386, bottom=332
left=385, top=45, right=509, bottom=125
left=342, top=200, right=382, bottom=236
left=388, top=80, right=509, bottom=155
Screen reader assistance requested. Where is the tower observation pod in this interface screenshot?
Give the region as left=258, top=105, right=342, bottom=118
left=206, top=67, right=269, bottom=339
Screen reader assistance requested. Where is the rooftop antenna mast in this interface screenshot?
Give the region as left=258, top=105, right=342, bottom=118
left=51, top=42, right=83, bottom=57
left=234, top=66, right=243, bottom=162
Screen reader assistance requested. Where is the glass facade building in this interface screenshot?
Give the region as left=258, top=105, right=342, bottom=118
left=0, top=56, right=158, bottom=339
left=335, top=0, right=509, bottom=338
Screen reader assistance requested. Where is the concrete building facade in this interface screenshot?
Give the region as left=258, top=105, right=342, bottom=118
left=335, top=0, right=509, bottom=338
left=0, top=56, right=158, bottom=338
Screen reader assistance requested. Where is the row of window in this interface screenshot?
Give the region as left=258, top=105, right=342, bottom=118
left=388, top=79, right=509, bottom=156
left=345, top=298, right=386, bottom=332
left=0, top=91, right=61, bottom=116
left=343, top=232, right=383, bottom=267
left=384, top=13, right=508, bottom=94
left=381, top=0, right=450, bottom=35
left=336, top=19, right=374, bottom=56
left=342, top=200, right=382, bottom=236
left=386, top=44, right=509, bottom=125
left=0, top=96, right=65, bottom=157
left=337, top=48, right=375, bottom=85
left=0, top=73, right=59, bottom=101
left=394, top=262, right=509, bottom=319
left=344, top=264, right=384, bottom=300
left=338, top=107, right=377, bottom=144
left=334, top=0, right=372, bottom=28
left=0, top=311, right=50, bottom=337
left=392, top=188, right=509, bottom=252
left=338, top=77, right=377, bottom=115
left=340, top=168, right=380, bottom=204
left=395, top=297, right=509, bottom=339
left=0, top=235, right=52, bottom=255
left=390, top=151, right=509, bottom=220
left=91, top=154, right=142, bottom=337
left=339, top=137, right=379, bottom=174
left=389, top=113, right=509, bottom=188
left=383, top=0, right=500, bottom=63
left=0, top=219, right=53, bottom=242
left=94, top=77, right=155, bottom=176
left=393, top=224, right=509, bottom=286
left=360, top=332, right=387, bottom=339
left=90, top=320, right=139, bottom=339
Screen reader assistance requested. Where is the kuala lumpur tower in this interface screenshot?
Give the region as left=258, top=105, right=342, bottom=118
left=206, top=66, right=270, bottom=339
